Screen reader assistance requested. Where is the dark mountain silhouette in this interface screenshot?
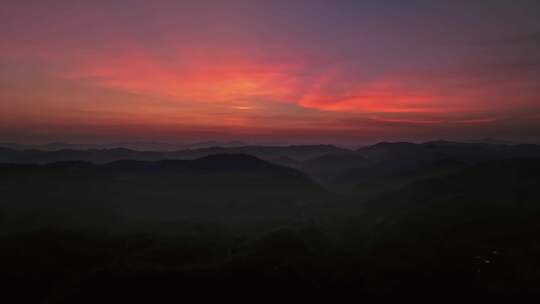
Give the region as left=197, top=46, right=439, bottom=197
left=330, top=141, right=540, bottom=189
left=270, top=141, right=540, bottom=193
left=345, top=158, right=467, bottom=200
left=3, top=142, right=540, bottom=301
left=0, top=144, right=351, bottom=164
left=286, top=158, right=540, bottom=297
left=0, top=147, right=170, bottom=164
left=370, top=158, right=540, bottom=212
left=358, top=141, right=540, bottom=163
left=273, top=153, right=372, bottom=184
left=0, top=141, right=249, bottom=151
left=347, top=159, right=540, bottom=293
left=2, top=141, right=540, bottom=197
left=0, top=154, right=326, bottom=228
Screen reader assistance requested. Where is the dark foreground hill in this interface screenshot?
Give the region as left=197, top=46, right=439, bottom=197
left=345, top=159, right=540, bottom=295
left=3, top=155, right=540, bottom=301
left=0, top=154, right=326, bottom=231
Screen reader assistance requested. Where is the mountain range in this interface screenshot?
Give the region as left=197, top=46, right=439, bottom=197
left=4, top=140, right=538, bottom=190
left=2, top=141, right=540, bottom=300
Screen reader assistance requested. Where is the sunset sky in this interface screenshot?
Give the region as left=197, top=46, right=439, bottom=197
left=2, top=0, right=540, bottom=145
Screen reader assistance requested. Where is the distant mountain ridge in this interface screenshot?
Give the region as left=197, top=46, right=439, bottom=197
left=339, top=141, right=540, bottom=182
left=0, top=144, right=351, bottom=164
left=3, top=141, right=540, bottom=164
left=2, top=141, right=540, bottom=191
left=0, top=141, right=249, bottom=151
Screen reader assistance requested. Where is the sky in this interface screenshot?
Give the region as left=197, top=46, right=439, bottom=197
left=1, top=0, right=540, bottom=145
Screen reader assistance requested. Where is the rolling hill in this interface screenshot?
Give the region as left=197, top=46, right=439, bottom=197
left=0, top=154, right=326, bottom=230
